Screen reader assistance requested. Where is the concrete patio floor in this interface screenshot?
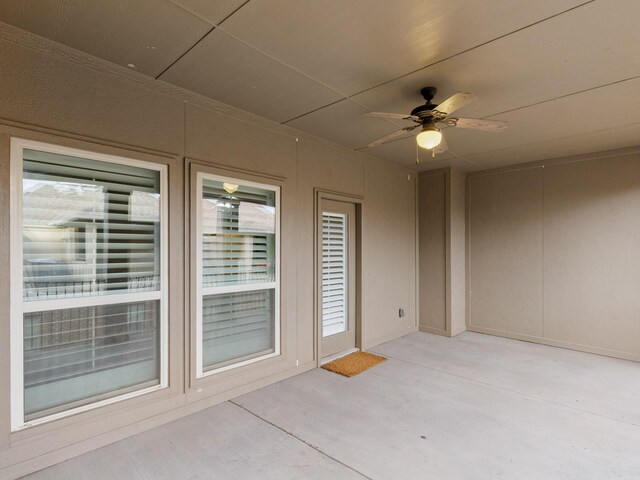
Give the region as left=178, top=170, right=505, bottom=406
left=24, top=332, right=640, bottom=479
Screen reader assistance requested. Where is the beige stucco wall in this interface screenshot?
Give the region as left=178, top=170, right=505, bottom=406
left=467, top=150, right=640, bottom=362
left=0, top=28, right=417, bottom=478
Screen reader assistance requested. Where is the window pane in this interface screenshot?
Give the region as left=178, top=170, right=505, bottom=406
left=23, top=149, right=161, bottom=301
left=201, top=179, right=276, bottom=287
left=24, top=300, right=160, bottom=419
left=202, top=289, right=275, bottom=370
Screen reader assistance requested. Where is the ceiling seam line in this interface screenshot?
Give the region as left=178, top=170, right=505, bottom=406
left=484, top=74, right=640, bottom=118
left=217, top=27, right=349, bottom=101
left=166, top=0, right=216, bottom=25
left=166, top=0, right=252, bottom=28
left=154, top=25, right=216, bottom=79
left=281, top=99, right=348, bottom=124
left=343, top=0, right=596, bottom=100
left=216, top=0, right=253, bottom=27
left=283, top=99, right=409, bottom=129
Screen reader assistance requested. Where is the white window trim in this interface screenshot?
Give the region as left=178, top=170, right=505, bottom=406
left=195, top=171, right=281, bottom=378
left=10, top=138, right=169, bottom=431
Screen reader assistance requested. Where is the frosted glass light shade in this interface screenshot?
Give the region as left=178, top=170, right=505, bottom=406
left=416, top=129, right=442, bottom=149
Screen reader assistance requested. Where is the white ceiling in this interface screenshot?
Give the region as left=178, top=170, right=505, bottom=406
left=1, top=0, right=639, bottom=171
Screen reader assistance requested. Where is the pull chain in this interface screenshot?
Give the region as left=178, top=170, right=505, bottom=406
left=416, top=144, right=436, bottom=164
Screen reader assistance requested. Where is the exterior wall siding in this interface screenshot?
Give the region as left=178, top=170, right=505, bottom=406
left=0, top=27, right=418, bottom=478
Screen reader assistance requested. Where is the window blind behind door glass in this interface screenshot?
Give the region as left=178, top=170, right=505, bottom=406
left=322, top=212, right=348, bottom=337
left=22, top=149, right=161, bottom=301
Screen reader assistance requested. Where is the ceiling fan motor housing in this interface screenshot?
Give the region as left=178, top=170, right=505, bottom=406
left=410, top=103, right=438, bottom=118
left=410, top=86, right=445, bottom=121
left=420, top=86, right=437, bottom=102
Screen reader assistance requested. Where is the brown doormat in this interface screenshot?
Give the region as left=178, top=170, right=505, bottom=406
left=321, top=351, right=387, bottom=377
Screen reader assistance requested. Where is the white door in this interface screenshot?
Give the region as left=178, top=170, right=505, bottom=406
left=320, top=199, right=357, bottom=359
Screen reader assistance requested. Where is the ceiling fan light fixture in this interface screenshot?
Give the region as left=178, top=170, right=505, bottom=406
left=416, top=127, right=442, bottom=149
left=223, top=182, right=239, bottom=194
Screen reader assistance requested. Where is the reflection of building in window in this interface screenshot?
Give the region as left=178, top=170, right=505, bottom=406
left=23, top=180, right=104, bottom=299
left=201, top=192, right=276, bottom=287
left=22, top=179, right=161, bottom=299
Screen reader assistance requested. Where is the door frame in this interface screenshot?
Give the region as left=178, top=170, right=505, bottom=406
left=314, top=189, right=363, bottom=367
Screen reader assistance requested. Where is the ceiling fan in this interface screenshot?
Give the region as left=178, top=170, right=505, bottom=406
left=364, top=87, right=507, bottom=159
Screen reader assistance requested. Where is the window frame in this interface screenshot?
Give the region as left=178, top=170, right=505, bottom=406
left=195, top=171, right=281, bottom=378
left=10, top=138, right=169, bottom=431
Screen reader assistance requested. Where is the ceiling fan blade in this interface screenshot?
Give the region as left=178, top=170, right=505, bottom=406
left=367, top=126, right=418, bottom=147
left=452, top=117, right=508, bottom=132
left=364, top=112, right=419, bottom=121
left=433, top=92, right=477, bottom=115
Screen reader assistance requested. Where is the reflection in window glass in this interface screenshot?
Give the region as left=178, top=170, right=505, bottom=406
left=201, top=180, right=275, bottom=288
left=22, top=149, right=161, bottom=300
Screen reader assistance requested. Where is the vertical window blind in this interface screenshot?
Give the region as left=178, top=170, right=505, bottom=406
left=16, top=145, right=165, bottom=425
left=199, top=176, right=279, bottom=372
left=322, top=212, right=348, bottom=337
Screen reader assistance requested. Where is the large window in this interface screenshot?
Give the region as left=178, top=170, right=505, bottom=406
left=196, top=173, right=280, bottom=376
left=10, top=139, right=167, bottom=429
